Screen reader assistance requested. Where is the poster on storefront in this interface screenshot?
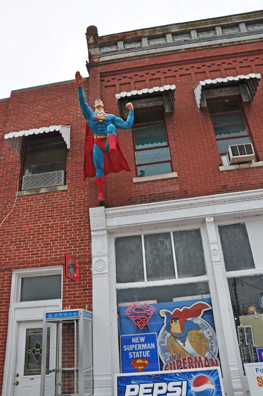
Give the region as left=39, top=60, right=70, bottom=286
left=118, top=296, right=219, bottom=371
left=257, top=348, right=263, bottom=363
left=244, top=363, right=263, bottom=395
left=120, top=333, right=159, bottom=373
left=115, top=367, right=225, bottom=396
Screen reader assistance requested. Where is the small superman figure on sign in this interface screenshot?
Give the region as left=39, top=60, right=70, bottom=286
left=75, top=71, right=134, bottom=201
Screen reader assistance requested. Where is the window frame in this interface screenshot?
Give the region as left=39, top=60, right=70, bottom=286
left=207, top=96, right=254, bottom=154
left=12, top=266, right=63, bottom=307
left=114, top=223, right=210, bottom=290
left=22, top=132, right=68, bottom=178
left=132, top=107, right=173, bottom=178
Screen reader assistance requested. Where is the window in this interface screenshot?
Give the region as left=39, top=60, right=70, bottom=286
left=21, top=132, right=67, bottom=190
left=219, top=223, right=255, bottom=271
left=115, top=229, right=206, bottom=283
left=23, top=133, right=67, bottom=176
left=208, top=99, right=252, bottom=155
left=227, top=275, right=263, bottom=366
left=21, top=274, right=62, bottom=301
left=133, top=109, right=172, bottom=177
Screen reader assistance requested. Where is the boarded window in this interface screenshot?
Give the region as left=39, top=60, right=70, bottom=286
left=115, top=229, right=206, bottom=283
left=219, top=223, right=255, bottom=271
left=173, top=229, right=206, bottom=278
left=145, top=233, right=175, bottom=281
left=115, top=236, right=144, bottom=283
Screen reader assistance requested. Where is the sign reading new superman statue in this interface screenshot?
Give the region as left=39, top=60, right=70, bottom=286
left=75, top=71, right=134, bottom=201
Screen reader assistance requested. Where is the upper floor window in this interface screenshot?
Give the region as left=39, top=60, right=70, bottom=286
left=133, top=109, right=172, bottom=177
left=208, top=99, right=252, bottom=155
left=4, top=125, right=70, bottom=191
left=21, top=132, right=68, bottom=190
left=23, top=132, right=67, bottom=176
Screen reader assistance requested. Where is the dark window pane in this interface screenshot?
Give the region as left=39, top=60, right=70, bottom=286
left=117, top=282, right=210, bottom=304
left=144, top=233, right=175, bottom=281
left=135, top=135, right=167, bottom=149
left=134, top=124, right=166, bottom=138
left=27, top=136, right=66, bottom=151
left=25, top=148, right=67, bottom=166
left=135, top=147, right=170, bottom=165
left=214, top=123, right=248, bottom=138
left=21, top=275, right=61, bottom=301
left=211, top=112, right=244, bottom=127
left=134, top=109, right=164, bottom=124
left=24, top=328, right=50, bottom=375
left=25, top=161, right=66, bottom=175
left=217, top=136, right=251, bottom=154
left=208, top=99, right=240, bottom=114
left=173, top=230, right=206, bottom=278
left=115, top=236, right=144, bottom=283
left=135, top=124, right=167, bottom=149
left=137, top=162, right=171, bottom=177
left=219, top=224, right=255, bottom=271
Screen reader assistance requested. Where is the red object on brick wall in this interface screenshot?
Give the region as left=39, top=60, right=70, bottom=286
left=65, top=254, right=79, bottom=281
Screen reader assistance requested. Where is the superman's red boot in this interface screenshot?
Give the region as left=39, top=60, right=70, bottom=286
left=108, top=134, right=117, bottom=161
left=96, top=176, right=105, bottom=201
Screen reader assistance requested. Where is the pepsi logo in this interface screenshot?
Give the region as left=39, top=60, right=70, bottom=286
left=191, top=375, right=215, bottom=396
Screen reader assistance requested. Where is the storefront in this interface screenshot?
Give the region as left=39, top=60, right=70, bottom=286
left=90, top=189, right=263, bottom=396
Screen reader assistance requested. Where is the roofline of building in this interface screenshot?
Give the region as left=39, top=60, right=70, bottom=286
left=9, top=77, right=89, bottom=95
left=96, top=10, right=263, bottom=42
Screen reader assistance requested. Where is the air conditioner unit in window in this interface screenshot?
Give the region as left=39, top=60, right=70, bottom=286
left=21, top=170, right=64, bottom=191
left=227, top=143, right=255, bottom=165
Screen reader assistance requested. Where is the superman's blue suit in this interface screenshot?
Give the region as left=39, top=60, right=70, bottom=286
left=78, top=86, right=134, bottom=200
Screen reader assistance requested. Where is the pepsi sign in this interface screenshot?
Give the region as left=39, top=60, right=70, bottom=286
left=124, top=381, right=187, bottom=396
left=191, top=375, right=215, bottom=396
left=115, top=368, right=224, bottom=396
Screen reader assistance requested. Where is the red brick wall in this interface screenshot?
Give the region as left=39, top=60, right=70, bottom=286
left=0, top=80, right=93, bottom=392
left=93, top=41, right=263, bottom=207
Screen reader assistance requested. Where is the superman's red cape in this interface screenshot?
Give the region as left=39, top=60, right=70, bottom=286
left=83, top=122, right=131, bottom=179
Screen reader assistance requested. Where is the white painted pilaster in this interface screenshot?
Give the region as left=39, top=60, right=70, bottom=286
left=205, top=217, right=247, bottom=396
left=90, top=207, right=112, bottom=396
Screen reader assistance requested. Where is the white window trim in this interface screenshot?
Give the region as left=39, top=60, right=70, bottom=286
left=219, top=160, right=263, bottom=172
left=2, top=266, right=63, bottom=396
left=133, top=171, right=178, bottom=183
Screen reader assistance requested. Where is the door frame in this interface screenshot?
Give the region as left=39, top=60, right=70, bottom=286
left=2, top=266, right=63, bottom=396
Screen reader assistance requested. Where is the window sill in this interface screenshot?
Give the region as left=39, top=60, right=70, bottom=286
left=133, top=172, right=178, bottom=183
left=16, top=185, right=68, bottom=196
left=219, top=161, right=263, bottom=172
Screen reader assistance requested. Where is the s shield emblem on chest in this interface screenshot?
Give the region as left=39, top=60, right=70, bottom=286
left=94, top=113, right=108, bottom=123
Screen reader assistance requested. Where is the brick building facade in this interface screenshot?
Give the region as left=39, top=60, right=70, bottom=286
left=1, top=10, right=263, bottom=396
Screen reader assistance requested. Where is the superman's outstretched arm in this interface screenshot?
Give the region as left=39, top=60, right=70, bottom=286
left=75, top=71, right=93, bottom=121
left=113, top=103, right=134, bottom=129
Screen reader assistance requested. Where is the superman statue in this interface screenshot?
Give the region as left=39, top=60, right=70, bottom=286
left=75, top=71, right=134, bottom=201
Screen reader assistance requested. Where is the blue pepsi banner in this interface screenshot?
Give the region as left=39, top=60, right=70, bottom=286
left=115, top=368, right=224, bottom=396
left=121, top=333, right=159, bottom=373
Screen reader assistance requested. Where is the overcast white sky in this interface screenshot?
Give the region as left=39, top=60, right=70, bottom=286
left=0, top=0, right=262, bottom=99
